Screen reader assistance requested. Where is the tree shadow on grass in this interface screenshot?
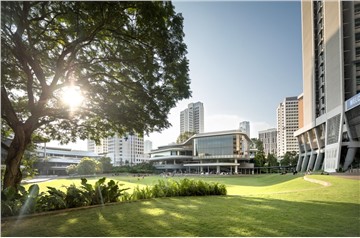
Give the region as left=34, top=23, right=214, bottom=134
left=3, top=195, right=359, bottom=237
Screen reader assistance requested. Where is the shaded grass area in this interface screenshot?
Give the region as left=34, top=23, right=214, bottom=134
left=3, top=175, right=360, bottom=237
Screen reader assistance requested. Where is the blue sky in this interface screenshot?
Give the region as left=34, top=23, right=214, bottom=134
left=49, top=1, right=303, bottom=150
left=145, top=1, right=303, bottom=149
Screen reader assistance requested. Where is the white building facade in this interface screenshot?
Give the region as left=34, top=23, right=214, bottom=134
left=295, top=0, right=360, bottom=173
left=258, top=128, right=277, bottom=156
left=87, top=134, right=146, bottom=166
left=239, top=121, right=250, bottom=137
left=180, top=102, right=204, bottom=134
left=277, top=97, right=299, bottom=158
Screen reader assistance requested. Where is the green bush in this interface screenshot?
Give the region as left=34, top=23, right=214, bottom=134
left=1, top=184, right=40, bottom=217
left=1, top=178, right=226, bottom=217
left=65, top=184, right=90, bottom=208
left=37, top=186, right=67, bottom=212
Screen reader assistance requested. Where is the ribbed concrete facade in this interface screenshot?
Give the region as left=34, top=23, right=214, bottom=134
left=295, top=0, right=360, bottom=173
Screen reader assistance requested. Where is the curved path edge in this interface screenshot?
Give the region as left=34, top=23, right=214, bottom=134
left=303, top=175, right=331, bottom=187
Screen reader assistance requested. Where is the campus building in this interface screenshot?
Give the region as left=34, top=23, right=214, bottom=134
left=277, top=97, right=299, bottom=158
left=295, top=0, right=360, bottom=172
left=258, top=128, right=277, bottom=156
left=239, top=121, right=250, bottom=137
left=87, top=134, right=146, bottom=166
left=150, top=130, right=253, bottom=174
left=180, top=102, right=204, bottom=134
left=34, top=146, right=101, bottom=176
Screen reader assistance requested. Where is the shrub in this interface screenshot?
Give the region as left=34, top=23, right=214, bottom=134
left=66, top=164, right=77, bottom=175
left=1, top=184, right=40, bottom=217
left=79, top=177, right=129, bottom=205
left=37, top=187, right=67, bottom=212
left=65, top=184, right=90, bottom=208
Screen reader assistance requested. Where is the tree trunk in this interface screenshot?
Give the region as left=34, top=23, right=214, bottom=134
left=2, top=129, right=30, bottom=190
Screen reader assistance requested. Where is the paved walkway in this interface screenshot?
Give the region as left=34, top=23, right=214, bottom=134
left=22, top=177, right=54, bottom=184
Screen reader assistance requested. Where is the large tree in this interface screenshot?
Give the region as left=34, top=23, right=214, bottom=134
left=1, top=1, right=191, bottom=189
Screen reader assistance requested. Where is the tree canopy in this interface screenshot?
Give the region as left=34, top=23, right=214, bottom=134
left=176, top=131, right=195, bottom=144
left=1, top=1, right=191, bottom=189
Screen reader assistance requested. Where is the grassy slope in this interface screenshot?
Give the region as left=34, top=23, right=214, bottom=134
left=2, top=174, right=360, bottom=237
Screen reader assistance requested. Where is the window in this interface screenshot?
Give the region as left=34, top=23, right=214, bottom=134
left=355, top=4, right=360, bottom=14
left=356, top=18, right=360, bottom=28
left=356, top=33, right=360, bottom=42
left=356, top=47, right=360, bottom=57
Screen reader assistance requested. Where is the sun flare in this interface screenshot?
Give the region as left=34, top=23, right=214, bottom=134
left=61, top=86, right=84, bottom=110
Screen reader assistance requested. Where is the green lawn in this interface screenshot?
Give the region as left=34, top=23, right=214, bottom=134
left=2, top=174, right=360, bottom=237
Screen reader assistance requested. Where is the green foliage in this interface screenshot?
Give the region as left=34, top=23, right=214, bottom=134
left=2, top=177, right=129, bottom=217
left=77, top=157, right=102, bottom=175
left=130, top=186, right=153, bottom=201
left=176, top=131, right=195, bottom=144
left=37, top=187, right=67, bottom=212
left=280, top=151, right=299, bottom=167
left=252, top=138, right=266, bottom=167
left=267, top=153, right=279, bottom=167
left=1, top=184, right=41, bottom=217
left=2, top=1, right=190, bottom=189
left=80, top=177, right=129, bottom=205
left=133, top=179, right=227, bottom=200
left=66, top=164, right=78, bottom=175
left=98, top=157, right=113, bottom=173
left=113, top=163, right=156, bottom=174
left=65, top=185, right=90, bottom=208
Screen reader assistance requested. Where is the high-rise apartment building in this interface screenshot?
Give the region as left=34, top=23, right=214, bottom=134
left=144, top=140, right=153, bottom=157
left=180, top=102, right=204, bottom=134
left=295, top=1, right=360, bottom=173
left=259, top=128, right=277, bottom=156
left=239, top=121, right=250, bottom=137
left=277, top=97, right=299, bottom=157
left=87, top=134, right=145, bottom=166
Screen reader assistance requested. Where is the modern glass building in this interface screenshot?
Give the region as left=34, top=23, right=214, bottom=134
left=150, top=130, right=253, bottom=174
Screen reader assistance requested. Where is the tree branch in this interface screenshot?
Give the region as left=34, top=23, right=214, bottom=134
left=1, top=87, right=21, bottom=131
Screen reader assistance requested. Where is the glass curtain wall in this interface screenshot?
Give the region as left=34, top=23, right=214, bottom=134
left=194, top=135, right=246, bottom=158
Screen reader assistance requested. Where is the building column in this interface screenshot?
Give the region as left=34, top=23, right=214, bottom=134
left=313, top=152, right=324, bottom=171
left=306, top=152, right=316, bottom=171
left=234, top=159, right=238, bottom=174
left=301, top=155, right=310, bottom=172
left=344, top=147, right=358, bottom=171
left=297, top=154, right=304, bottom=172
left=216, top=166, right=220, bottom=174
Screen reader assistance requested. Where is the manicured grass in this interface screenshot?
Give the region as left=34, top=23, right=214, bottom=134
left=2, top=174, right=360, bottom=237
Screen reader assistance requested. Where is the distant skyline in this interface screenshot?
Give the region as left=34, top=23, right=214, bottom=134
left=48, top=1, right=303, bottom=150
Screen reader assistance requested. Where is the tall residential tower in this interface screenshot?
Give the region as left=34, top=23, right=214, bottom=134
left=277, top=97, right=299, bottom=157
left=239, top=121, right=250, bottom=137
left=180, top=102, right=204, bottom=134
left=295, top=0, right=360, bottom=172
